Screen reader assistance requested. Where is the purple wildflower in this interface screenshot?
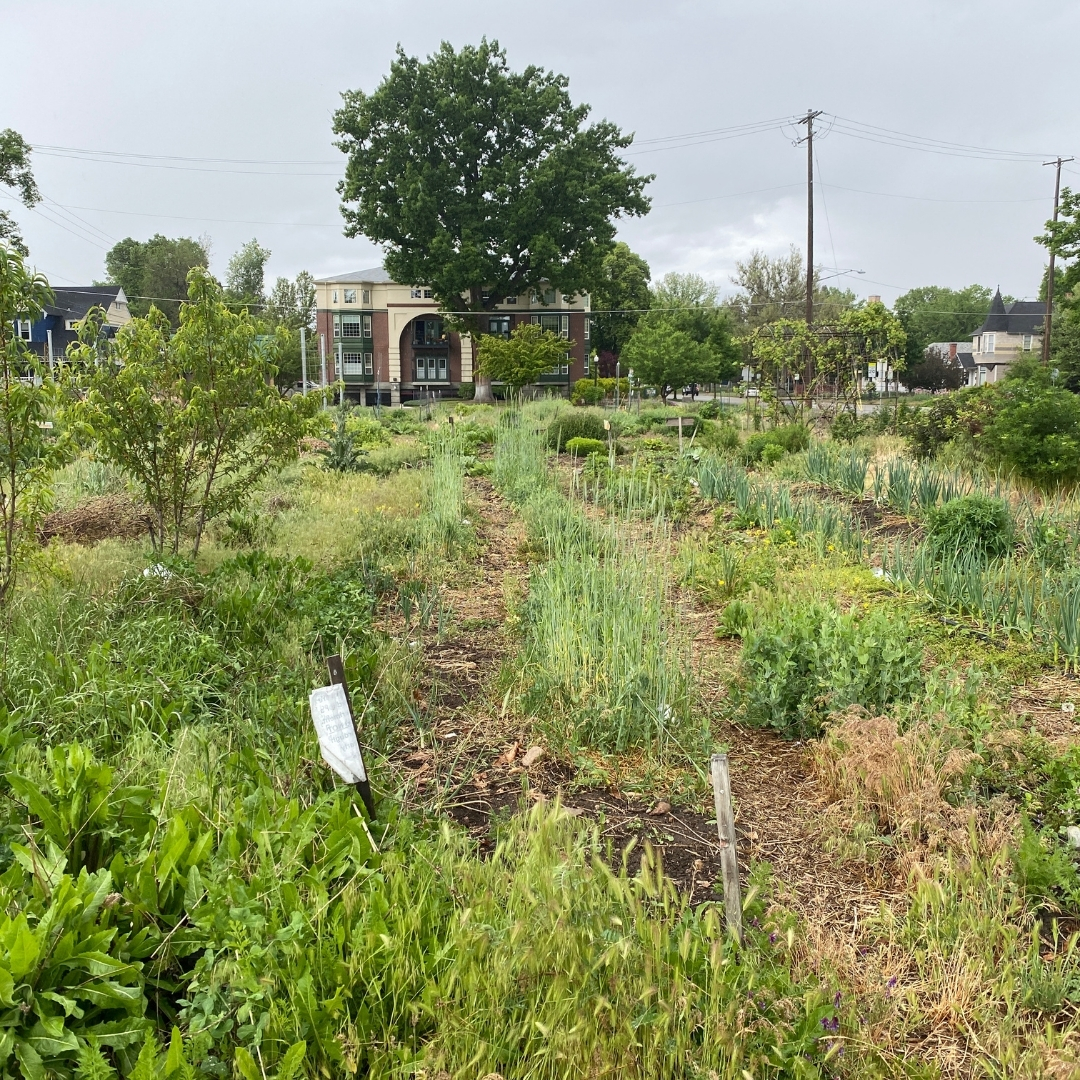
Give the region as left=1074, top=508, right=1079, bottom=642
left=769, top=932, right=778, bottom=944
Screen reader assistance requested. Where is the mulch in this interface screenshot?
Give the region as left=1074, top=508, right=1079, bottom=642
left=39, top=494, right=151, bottom=546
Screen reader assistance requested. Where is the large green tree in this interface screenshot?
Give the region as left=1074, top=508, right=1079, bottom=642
left=620, top=321, right=719, bottom=403
left=333, top=39, right=651, bottom=403
left=892, top=284, right=991, bottom=369
left=590, top=242, right=650, bottom=356
left=226, top=238, right=272, bottom=307
left=104, top=234, right=210, bottom=325
left=264, top=270, right=317, bottom=386
left=0, top=130, right=40, bottom=257
left=726, top=247, right=856, bottom=330
left=70, top=267, right=312, bottom=555
left=632, top=273, right=740, bottom=389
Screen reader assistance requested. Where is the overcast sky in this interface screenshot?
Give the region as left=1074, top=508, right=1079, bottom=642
left=4, top=0, right=1078, bottom=306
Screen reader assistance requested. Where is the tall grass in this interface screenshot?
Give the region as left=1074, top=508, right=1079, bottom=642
left=495, top=423, right=695, bottom=755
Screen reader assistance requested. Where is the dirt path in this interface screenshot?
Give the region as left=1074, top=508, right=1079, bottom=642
left=388, top=476, right=732, bottom=897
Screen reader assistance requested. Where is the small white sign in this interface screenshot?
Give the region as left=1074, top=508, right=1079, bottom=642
left=309, top=684, right=367, bottom=783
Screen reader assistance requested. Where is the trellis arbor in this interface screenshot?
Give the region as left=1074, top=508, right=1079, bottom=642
left=747, top=304, right=906, bottom=423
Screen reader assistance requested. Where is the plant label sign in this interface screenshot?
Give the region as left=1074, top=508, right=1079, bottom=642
left=309, top=683, right=368, bottom=784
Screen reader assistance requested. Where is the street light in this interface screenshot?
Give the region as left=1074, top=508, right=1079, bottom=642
left=615, top=359, right=621, bottom=410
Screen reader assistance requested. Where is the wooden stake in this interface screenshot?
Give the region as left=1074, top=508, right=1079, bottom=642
left=710, top=752, right=742, bottom=942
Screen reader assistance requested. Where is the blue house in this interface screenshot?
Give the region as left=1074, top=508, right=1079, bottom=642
left=13, top=285, right=131, bottom=363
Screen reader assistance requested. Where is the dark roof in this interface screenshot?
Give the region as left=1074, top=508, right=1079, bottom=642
left=314, top=267, right=393, bottom=284
left=47, top=286, right=124, bottom=319
left=976, top=288, right=1046, bottom=335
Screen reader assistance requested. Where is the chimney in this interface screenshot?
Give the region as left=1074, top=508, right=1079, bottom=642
left=868, top=294, right=881, bottom=304
left=949, top=343, right=957, bottom=359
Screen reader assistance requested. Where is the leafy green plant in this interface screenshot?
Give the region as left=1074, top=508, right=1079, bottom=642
left=925, top=494, right=1012, bottom=559
left=738, top=602, right=923, bottom=738
left=564, top=436, right=607, bottom=457
left=70, top=268, right=314, bottom=555
left=545, top=409, right=607, bottom=449
left=760, top=442, right=785, bottom=466
left=0, top=247, right=71, bottom=605
left=320, top=402, right=366, bottom=473
left=741, top=424, right=809, bottom=465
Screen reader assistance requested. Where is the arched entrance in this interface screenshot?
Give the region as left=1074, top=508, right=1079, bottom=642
left=399, top=313, right=453, bottom=400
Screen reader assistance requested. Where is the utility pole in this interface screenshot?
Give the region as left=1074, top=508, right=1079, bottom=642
left=1042, top=156, right=1075, bottom=364
left=796, top=109, right=823, bottom=326
left=300, top=326, right=308, bottom=395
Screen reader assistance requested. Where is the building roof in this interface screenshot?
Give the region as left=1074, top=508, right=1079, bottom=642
left=314, top=267, right=393, bottom=284
left=47, top=285, right=125, bottom=319
left=975, top=289, right=1046, bottom=335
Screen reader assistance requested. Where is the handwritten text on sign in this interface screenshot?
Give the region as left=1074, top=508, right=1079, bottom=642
left=309, top=683, right=367, bottom=783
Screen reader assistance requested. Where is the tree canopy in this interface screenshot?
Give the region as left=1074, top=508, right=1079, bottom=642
left=625, top=272, right=740, bottom=393
left=333, top=39, right=651, bottom=401
left=226, top=238, right=272, bottom=307
left=0, top=129, right=41, bottom=257
left=104, top=234, right=210, bottom=325
left=475, top=321, right=571, bottom=391
left=905, top=347, right=966, bottom=393
left=70, top=267, right=312, bottom=555
left=590, top=242, right=651, bottom=356
left=726, top=247, right=857, bottom=330
left=892, top=284, right=991, bottom=368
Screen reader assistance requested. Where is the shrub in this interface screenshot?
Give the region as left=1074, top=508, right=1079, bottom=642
left=829, top=411, right=867, bottom=444
left=925, top=494, right=1012, bottom=558
left=738, top=602, right=923, bottom=739
left=570, top=378, right=629, bottom=406
left=981, top=383, right=1080, bottom=488
left=545, top=410, right=607, bottom=449
left=564, top=437, right=608, bottom=457
left=698, top=400, right=721, bottom=419
left=571, top=380, right=605, bottom=405
left=696, top=421, right=740, bottom=452
left=458, top=382, right=476, bottom=400
left=760, top=443, right=785, bottom=466
left=742, top=424, right=809, bottom=464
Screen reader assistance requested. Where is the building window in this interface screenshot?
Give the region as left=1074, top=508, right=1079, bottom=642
left=488, top=316, right=511, bottom=338
left=424, top=288, right=433, bottom=298
left=14, top=319, right=32, bottom=341
left=362, top=289, right=370, bottom=305
left=364, top=352, right=373, bottom=375
left=983, top=333, right=995, bottom=354
left=344, top=288, right=356, bottom=304
left=535, top=314, right=566, bottom=338
left=410, top=287, right=422, bottom=299
left=66, top=320, right=80, bottom=331
left=584, top=351, right=590, bottom=374
left=413, top=318, right=445, bottom=346
left=1022, top=333, right=1033, bottom=351
left=332, top=290, right=338, bottom=303
left=583, top=316, right=590, bottom=341
left=342, top=351, right=364, bottom=375
left=333, top=314, right=341, bottom=337
left=415, top=355, right=448, bottom=381
left=341, top=317, right=361, bottom=338
left=362, top=315, right=372, bottom=338
left=504, top=296, right=518, bottom=305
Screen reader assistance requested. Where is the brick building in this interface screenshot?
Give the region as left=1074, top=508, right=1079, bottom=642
left=313, top=268, right=592, bottom=404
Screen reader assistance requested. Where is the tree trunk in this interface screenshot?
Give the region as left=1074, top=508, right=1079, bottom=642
left=473, top=373, right=496, bottom=404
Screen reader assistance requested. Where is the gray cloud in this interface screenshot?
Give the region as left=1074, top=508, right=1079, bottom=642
left=5, top=0, right=1077, bottom=304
